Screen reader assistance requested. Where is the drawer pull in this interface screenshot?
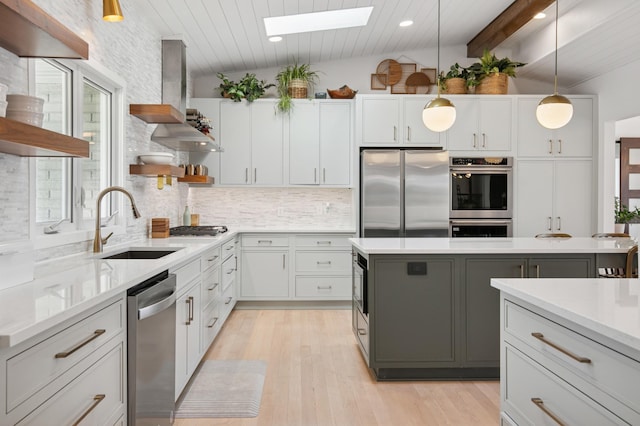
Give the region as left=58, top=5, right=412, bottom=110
left=317, top=285, right=332, bottom=290
left=531, top=332, right=592, bottom=363
left=257, top=240, right=272, bottom=244
left=519, top=264, right=524, bottom=278
left=317, top=261, right=332, bottom=265
left=357, top=328, right=367, bottom=336
left=55, top=329, right=106, bottom=358
left=226, top=246, right=234, bottom=251
left=72, top=394, right=105, bottom=426
left=226, top=270, right=234, bottom=275
left=316, top=241, right=332, bottom=245
left=207, top=317, right=219, bottom=328
left=225, top=297, right=233, bottom=305
left=207, top=255, right=219, bottom=262
left=207, top=283, right=219, bottom=291
left=531, top=398, right=566, bottom=426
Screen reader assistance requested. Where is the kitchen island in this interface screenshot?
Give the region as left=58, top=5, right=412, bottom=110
left=491, top=277, right=640, bottom=425
left=349, top=237, right=635, bottom=380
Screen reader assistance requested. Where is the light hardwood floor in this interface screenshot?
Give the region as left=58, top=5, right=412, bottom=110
left=175, top=309, right=500, bottom=426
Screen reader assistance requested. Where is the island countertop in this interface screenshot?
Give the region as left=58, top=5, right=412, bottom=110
left=349, top=237, right=636, bottom=255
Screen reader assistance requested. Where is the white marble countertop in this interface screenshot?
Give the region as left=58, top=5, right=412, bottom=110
left=349, top=237, right=636, bottom=254
left=491, top=277, right=640, bottom=354
left=0, top=227, right=354, bottom=349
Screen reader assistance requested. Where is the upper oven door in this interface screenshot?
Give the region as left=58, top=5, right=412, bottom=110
left=450, top=167, right=512, bottom=218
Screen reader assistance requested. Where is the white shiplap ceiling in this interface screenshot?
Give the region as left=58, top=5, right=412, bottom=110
left=131, top=0, right=640, bottom=87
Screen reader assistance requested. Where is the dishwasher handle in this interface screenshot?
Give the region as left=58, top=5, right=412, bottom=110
left=138, top=289, right=176, bottom=320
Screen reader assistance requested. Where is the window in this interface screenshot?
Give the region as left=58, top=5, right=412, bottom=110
left=31, top=59, right=124, bottom=242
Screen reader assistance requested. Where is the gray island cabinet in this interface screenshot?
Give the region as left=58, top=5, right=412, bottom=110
left=350, top=238, right=633, bottom=380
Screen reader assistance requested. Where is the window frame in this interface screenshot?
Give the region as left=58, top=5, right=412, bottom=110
left=28, top=58, right=126, bottom=249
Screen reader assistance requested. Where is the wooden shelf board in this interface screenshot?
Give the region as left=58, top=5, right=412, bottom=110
left=0, top=117, right=89, bottom=157
left=129, top=104, right=185, bottom=123
left=129, top=164, right=186, bottom=177
left=177, top=175, right=214, bottom=184
left=0, top=0, right=88, bottom=59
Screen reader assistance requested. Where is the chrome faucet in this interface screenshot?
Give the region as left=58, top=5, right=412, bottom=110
left=93, top=186, right=141, bottom=253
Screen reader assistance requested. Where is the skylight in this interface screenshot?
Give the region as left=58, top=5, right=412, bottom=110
left=264, top=7, right=373, bottom=36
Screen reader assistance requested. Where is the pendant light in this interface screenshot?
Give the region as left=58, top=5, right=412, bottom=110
left=103, top=0, right=124, bottom=22
left=422, top=0, right=456, bottom=132
left=536, top=0, right=572, bottom=129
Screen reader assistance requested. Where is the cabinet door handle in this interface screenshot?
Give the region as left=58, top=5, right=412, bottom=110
left=472, top=133, right=477, bottom=148
left=519, top=264, right=524, bottom=278
left=482, top=133, right=486, bottom=148
left=357, top=328, right=367, bottom=335
left=207, top=317, right=219, bottom=328
left=72, top=394, right=106, bottom=426
left=531, top=398, right=567, bottom=426
left=317, top=285, right=332, bottom=290
left=407, top=126, right=411, bottom=141
left=245, top=168, right=248, bottom=183
left=283, top=253, right=286, bottom=269
left=547, top=216, right=552, bottom=231
left=254, top=168, right=257, bottom=183
left=556, top=216, right=561, bottom=230
left=534, top=264, right=540, bottom=278
left=317, top=260, right=332, bottom=265
left=531, top=332, right=591, bottom=363
left=548, top=139, right=553, bottom=154
left=393, top=126, right=397, bottom=141
left=323, top=168, right=326, bottom=183
left=188, top=296, right=194, bottom=323
left=558, top=139, right=562, bottom=154
left=316, top=240, right=332, bottom=245
left=225, top=296, right=233, bottom=305
left=207, top=283, right=219, bottom=291
left=314, top=168, right=317, bottom=183
left=185, top=298, right=191, bottom=325
left=55, top=329, right=106, bottom=358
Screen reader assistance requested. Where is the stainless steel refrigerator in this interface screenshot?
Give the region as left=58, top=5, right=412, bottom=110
left=360, top=148, right=449, bottom=237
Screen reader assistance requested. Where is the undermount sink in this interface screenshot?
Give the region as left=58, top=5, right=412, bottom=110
left=99, top=248, right=181, bottom=260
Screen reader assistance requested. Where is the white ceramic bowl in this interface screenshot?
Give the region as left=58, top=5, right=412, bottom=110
left=6, top=94, right=45, bottom=113
left=138, top=152, right=175, bottom=165
left=6, top=110, right=44, bottom=127
left=0, top=100, right=7, bottom=118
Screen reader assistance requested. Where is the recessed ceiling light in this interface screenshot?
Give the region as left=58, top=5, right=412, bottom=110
left=269, top=36, right=283, bottom=42
left=264, top=6, right=373, bottom=36
left=399, top=20, right=413, bottom=27
left=534, top=12, right=546, bottom=19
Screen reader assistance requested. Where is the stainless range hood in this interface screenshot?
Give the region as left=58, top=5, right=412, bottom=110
left=149, top=40, right=222, bottom=152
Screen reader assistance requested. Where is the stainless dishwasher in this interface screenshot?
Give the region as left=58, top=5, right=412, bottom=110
left=127, top=270, right=177, bottom=425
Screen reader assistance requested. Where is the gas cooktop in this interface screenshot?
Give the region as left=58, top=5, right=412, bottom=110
left=169, top=226, right=228, bottom=236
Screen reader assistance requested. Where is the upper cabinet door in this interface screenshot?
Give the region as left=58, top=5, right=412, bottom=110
left=320, top=102, right=351, bottom=185
left=361, top=98, right=400, bottom=144
left=251, top=102, right=283, bottom=185
left=517, top=97, right=593, bottom=158
left=220, top=102, right=252, bottom=185
left=478, top=98, right=512, bottom=151
left=289, top=101, right=320, bottom=184
left=446, top=98, right=479, bottom=151
left=403, top=97, right=442, bottom=146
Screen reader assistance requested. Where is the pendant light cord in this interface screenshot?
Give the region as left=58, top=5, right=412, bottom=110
left=436, top=0, right=441, bottom=97
left=553, top=0, right=559, bottom=95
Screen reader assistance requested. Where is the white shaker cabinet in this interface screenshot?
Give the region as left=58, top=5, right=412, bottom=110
left=517, top=97, right=593, bottom=158
left=219, top=100, right=283, bottom=185
left=240, top=235, right=290, bottom=299
left=289, top=100, right=352, bottom=186
left=516, top=159, right=593, bottom=237
left=402, top=97, right=442, bottom=145
left=446, top=97, right=512, bottom=152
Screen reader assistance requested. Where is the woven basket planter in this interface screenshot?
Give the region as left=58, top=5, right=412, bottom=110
left=288, top=78, right=308, bottom=98
left=442, top=77, right=467, bottom=94
left=475, top=73, right=508, bottom=94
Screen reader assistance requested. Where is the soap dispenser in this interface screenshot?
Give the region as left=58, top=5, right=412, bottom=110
left=183, top=205, right=191, bottom=226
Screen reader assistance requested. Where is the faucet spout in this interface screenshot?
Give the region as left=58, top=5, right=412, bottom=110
left=93, top=186, right=141, bottom=253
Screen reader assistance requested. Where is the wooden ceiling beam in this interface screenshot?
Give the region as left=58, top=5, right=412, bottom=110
left=467, top=0, right=555, bottom=58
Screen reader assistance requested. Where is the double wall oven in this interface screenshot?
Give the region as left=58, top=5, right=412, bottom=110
left=449, top=157, right=513, bottom=237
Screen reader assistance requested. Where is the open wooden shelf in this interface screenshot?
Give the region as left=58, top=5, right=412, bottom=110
left=0, top=117, right=89, bottom=157
left=129, top=164, right=186, bottom=177
left=0, top=0, right=88, bottom=59
left=129, top=104, right=185, bottom=123
left=177, top=175, right=214, bottom=184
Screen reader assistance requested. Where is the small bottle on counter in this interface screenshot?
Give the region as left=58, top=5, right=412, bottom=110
left=183, top=205, right=191, bottom=226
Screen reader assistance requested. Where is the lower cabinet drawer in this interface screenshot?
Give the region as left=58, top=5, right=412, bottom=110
left=505, top=300, right=640, bottom=414
left=17, top=342, right=125, bottom=426
left=295, top=276, right=351, bottom=298
left=503, top=344, right=624, bottom=426
left=201, top=266, right=221, bottom=307
left=242, top=235, right=289, bottom=248
left=220, top=281, right=235, bottom=321
left=354, top=307, right=369, bottom=362
left=221, top=256, right=235, bottom=292
left=201, top=301, right=221, bottom=352
left=173, top=257, right=201, bottom=292
left=295, top=251, right=351, bottom=273
left=7, top=299, right=124, bottom=412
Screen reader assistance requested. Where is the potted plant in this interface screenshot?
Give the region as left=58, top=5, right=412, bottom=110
left=275, top=61, right=319, bottom=112
left=615, top=197, right=639, bottom=233
left=466, top=49, right=526, bottom=94
left=439, top=63, right=470, bottom=94
left=217, top=73, right=274, bottom=102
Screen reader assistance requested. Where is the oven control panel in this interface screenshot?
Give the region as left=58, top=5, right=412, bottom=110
left=450, top=157, right=512, bottom=166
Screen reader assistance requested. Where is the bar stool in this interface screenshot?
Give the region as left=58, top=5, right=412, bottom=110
left=535, top=233, right=572, bottom=238
left=592, top=233, right=630, bottom=238
left=598, top=245, right=638, bottom=278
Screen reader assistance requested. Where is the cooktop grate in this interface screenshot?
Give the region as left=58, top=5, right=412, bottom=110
left=169, top=226, right=228, bottom=236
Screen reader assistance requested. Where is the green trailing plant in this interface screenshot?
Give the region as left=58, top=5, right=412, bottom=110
left=438, top=63, right=472, bottom=91
left=615, top=197, right=640, bottom=223
left=275, top=61, right=319, bottom=112
left=466, top=49, right=526, bottom=84
left=216, top=72, right=274, bottom=102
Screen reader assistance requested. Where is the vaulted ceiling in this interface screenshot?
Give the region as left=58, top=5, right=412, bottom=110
left=131, top=0, right=640, bottom=88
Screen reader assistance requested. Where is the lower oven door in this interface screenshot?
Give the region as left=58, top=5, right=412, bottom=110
left=449, top=219, right=513, bottom=238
